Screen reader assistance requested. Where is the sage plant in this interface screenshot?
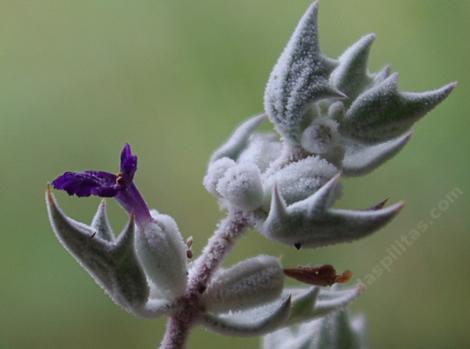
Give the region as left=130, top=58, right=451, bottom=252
left=46, top=2, right=455, bottom=348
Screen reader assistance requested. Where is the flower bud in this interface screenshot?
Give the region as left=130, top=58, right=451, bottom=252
left=134, top=213, right=187, bottom=300
left=216, top=163, right=264, bottom=210
left=202, top=255, right=284, bottom=313
left=238, top=133, right=282, bottom=173
left=301, top=117, right=339, bottom=155
left=264, top=155, right=338, bottom=206
left=203, top=157, right=236, bottom=196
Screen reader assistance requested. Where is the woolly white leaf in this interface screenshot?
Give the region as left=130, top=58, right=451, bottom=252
left=287, top=287, right=320, bottom=325
left=134, top=213, right=188, bottom=300
left=261, top=179, right=404, bottom=247
left=264, top=309, right=367, bottom=349
left=138, top=297, right=177, bottom=319
left=330, top=34, right=376, bottom=102
left=373, top=65, right=391, bottom=84
left=351, top=314, right=368, bottom=349
left=262, top=327, right=296, bottom=349
left=202, top=255, right=284, bottom=313
left=209, top=114, right=266, bottom=164
left=286, top=286, right=362, bottom=326
left=267, top=184, right=289, bottom=224
left=201, top=296, right=291, bottom=336
left=264, top=2, right=343, bottom=144
left=342, top=132, right=413, bottom=176
left=305, top=173, right=341, bottom=215
left=263, top=324, right=316, bottom=349
left=90, top=199, right=115, bottom=242
left=310, top=310, right=366, bottom=349
left=341, top=74, right=456, bottom=142
left=217, top=163, right=264, bottom=210
left=46, top=190, right=151, bottom=315
left=202, top=283, right=362, bottom=338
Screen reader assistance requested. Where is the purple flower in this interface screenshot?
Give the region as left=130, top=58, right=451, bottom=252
left=52, top=144, right=152, bottom=226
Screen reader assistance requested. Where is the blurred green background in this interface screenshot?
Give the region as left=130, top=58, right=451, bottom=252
left=0, top=0, right=468, bottom=348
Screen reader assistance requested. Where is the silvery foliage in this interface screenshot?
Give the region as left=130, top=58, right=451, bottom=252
left=201, top=286, right=362, bottom=336
left=47, top=188, right=362, bottom=334
left=45, top=1, right=454, bottom=347
left=204, top=1, right=454, bottom=248
left=46, top=192, right=183, bottom=318
left=263, top=308, right=367, bottom=349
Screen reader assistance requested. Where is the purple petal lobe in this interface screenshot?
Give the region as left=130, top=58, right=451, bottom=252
left=52, top=171, right=119, bottom=197
left=120, top=144, right=137, bottom=183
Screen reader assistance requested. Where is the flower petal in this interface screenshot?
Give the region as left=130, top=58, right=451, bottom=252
left=52, top=171, right=118, bottom=197
left=120, top=143, right=138, bottom=182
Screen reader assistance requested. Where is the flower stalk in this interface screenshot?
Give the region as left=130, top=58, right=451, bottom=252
left=159, top=211, right=250, bottom=349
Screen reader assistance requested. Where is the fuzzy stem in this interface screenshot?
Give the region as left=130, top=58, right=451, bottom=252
left=159, top=210, right=250, bottom=349
left=159, top=316, right=192, bottom=349
left=187, top=210, right=249, bottom=294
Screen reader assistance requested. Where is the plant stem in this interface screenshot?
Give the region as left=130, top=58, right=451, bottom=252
left=159, top=316, right=192, bottom=349
left=159, top=210, right=250, bottom=349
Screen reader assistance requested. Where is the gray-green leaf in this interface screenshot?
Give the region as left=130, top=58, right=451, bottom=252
left=340, top=74, right=456, bottom=142
left=264, top=1, right=342, bottom=144
left=46, top=189, right=149, bottom=315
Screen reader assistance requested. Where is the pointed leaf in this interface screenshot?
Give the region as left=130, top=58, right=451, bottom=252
left=286, top=286, right=362, bottom=326
left=342, top=132, right=412, bottom=176
left=264, top=2, right=342, bottom=143
left=330, top=34, right=376, bottom=102
left=46, top=189, right=151, bottom=315
left=201, top=296, right=291, bottom=336
left=373, top=65, right=391, bottom=84
left=263, top=307, right=367, bottom=349
left=341, top=74, right=456, bottom=142
left=309, top=287, right=363, bottom=320
left=264, top=184, right=289, bottom=228
left=90, top=200, right=115, bottom=242
left=209, top=114, right=266, bottom=164
left=263, top=325, right=316, bottom=349
left=311, top=310, right=364, bottom=349
left=262, top=195, right=404, bottom=247
left=262, top=327, right=296, bottom=349
left=287, top=287, right=320, bottom=324
left=305, top=173, right=341, bottom=215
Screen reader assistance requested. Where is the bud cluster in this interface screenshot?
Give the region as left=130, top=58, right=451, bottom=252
left=204, top=1, right=454, bottom=249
